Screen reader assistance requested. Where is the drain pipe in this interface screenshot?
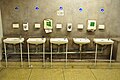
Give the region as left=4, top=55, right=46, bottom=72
left=0, top=9, right=3, bottom=61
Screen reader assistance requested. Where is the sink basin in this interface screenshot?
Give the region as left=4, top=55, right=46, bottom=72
left=73, top=38, right=90, bottom=45
left=3, top=38, right=24, bottom=44
left=27, top=38, right=46, bottom=45
left=93, top=38, right=114, bottom=45
left=50, top=38, right=68, bottom=45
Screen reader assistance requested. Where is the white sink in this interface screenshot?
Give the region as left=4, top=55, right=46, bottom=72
left=3, top=38, right=24, bottom=44
left=50, top=38, right=68, bottom=45
left=27, top=38, right=46, bottom=45
left=93, top=38, right=114, bottom=45
left=73, top=38, right=90, bottom=45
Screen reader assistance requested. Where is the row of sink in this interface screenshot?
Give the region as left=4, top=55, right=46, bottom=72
left=3, top=37, right=114, bottom=67
left=3, top=38, right=114, bottom=45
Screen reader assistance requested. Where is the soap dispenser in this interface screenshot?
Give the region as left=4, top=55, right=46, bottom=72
left=67, top=23, right=72, bottom=32
left=23, top=23, right=28, bottom=31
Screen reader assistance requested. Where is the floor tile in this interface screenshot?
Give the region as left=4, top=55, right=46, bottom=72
left=0, top=61, right=2, bottom=67
left=91, top=69, right=120, bottom=80
left=0, top=69, right=31, bottom=80
left=63, top=69, right=96, bottom=80
left=30, top=69, right=64, bottom=80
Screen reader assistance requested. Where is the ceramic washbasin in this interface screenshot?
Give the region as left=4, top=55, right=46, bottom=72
left=73, top=38, right=90, bottom=45
left=3, top=38, right=24, bottom=44
left=50, top=38, right=68, bottom=45
left=93, top=38, right=114, bottom=45
left=27, top=38, right=46, bottom=45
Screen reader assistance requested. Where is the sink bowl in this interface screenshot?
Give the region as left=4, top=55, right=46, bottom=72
left=3, top=38, right=24, bottom=44
left=50, top=38, right=68, bottom=45
left=27, top=38, right=46, bottom=45
left=93, top=38, right=114, bottom=45
left=73, top=38, right=90, bottom=45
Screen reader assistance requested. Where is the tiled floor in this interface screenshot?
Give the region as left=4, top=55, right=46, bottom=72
left=0, top=62, right=120, bottom=80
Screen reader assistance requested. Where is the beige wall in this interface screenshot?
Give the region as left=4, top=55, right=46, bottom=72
left=0, top=0, right=120, bottom=38
left=0, top=0, right=120, bottom=54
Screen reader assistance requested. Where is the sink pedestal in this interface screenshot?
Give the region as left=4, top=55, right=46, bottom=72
left=93, top=38, right=114, bottom=66
left=73, top=38, right=90, bottom=60
left=27, top=38, right=46, bottom=67
left=3, top=38, right=24, bottom=67
left=79, top=44, right=82, bottom=60
left=50, top=38, right=68, bottom=68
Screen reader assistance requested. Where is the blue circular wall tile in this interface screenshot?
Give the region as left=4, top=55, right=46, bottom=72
left=100, top=8, right=104, bottom=12
left=15, top=6, right=19, bottom=10
left=59, top=6, right=63, bottom=10
left=79, top=8, right=83, bottom=12
left=35, top=6, right=39, bottom=10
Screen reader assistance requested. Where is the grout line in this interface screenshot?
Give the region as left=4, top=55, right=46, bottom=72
left=90, top=69, right=97, bottom=80
left=62, top=69, right=66, bottom=80
left=28, top=69, right=32, bottom=80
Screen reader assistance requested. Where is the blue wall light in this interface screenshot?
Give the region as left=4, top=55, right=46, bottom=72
left=15, top=6, right=19, bottom=10
left=100, top=8, right=104, bottom=12
left=35, top=6, right=39, bottom=10
left=79, top=8, right=83, bottom=12
left=59, top=6, right=63, bottom=10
